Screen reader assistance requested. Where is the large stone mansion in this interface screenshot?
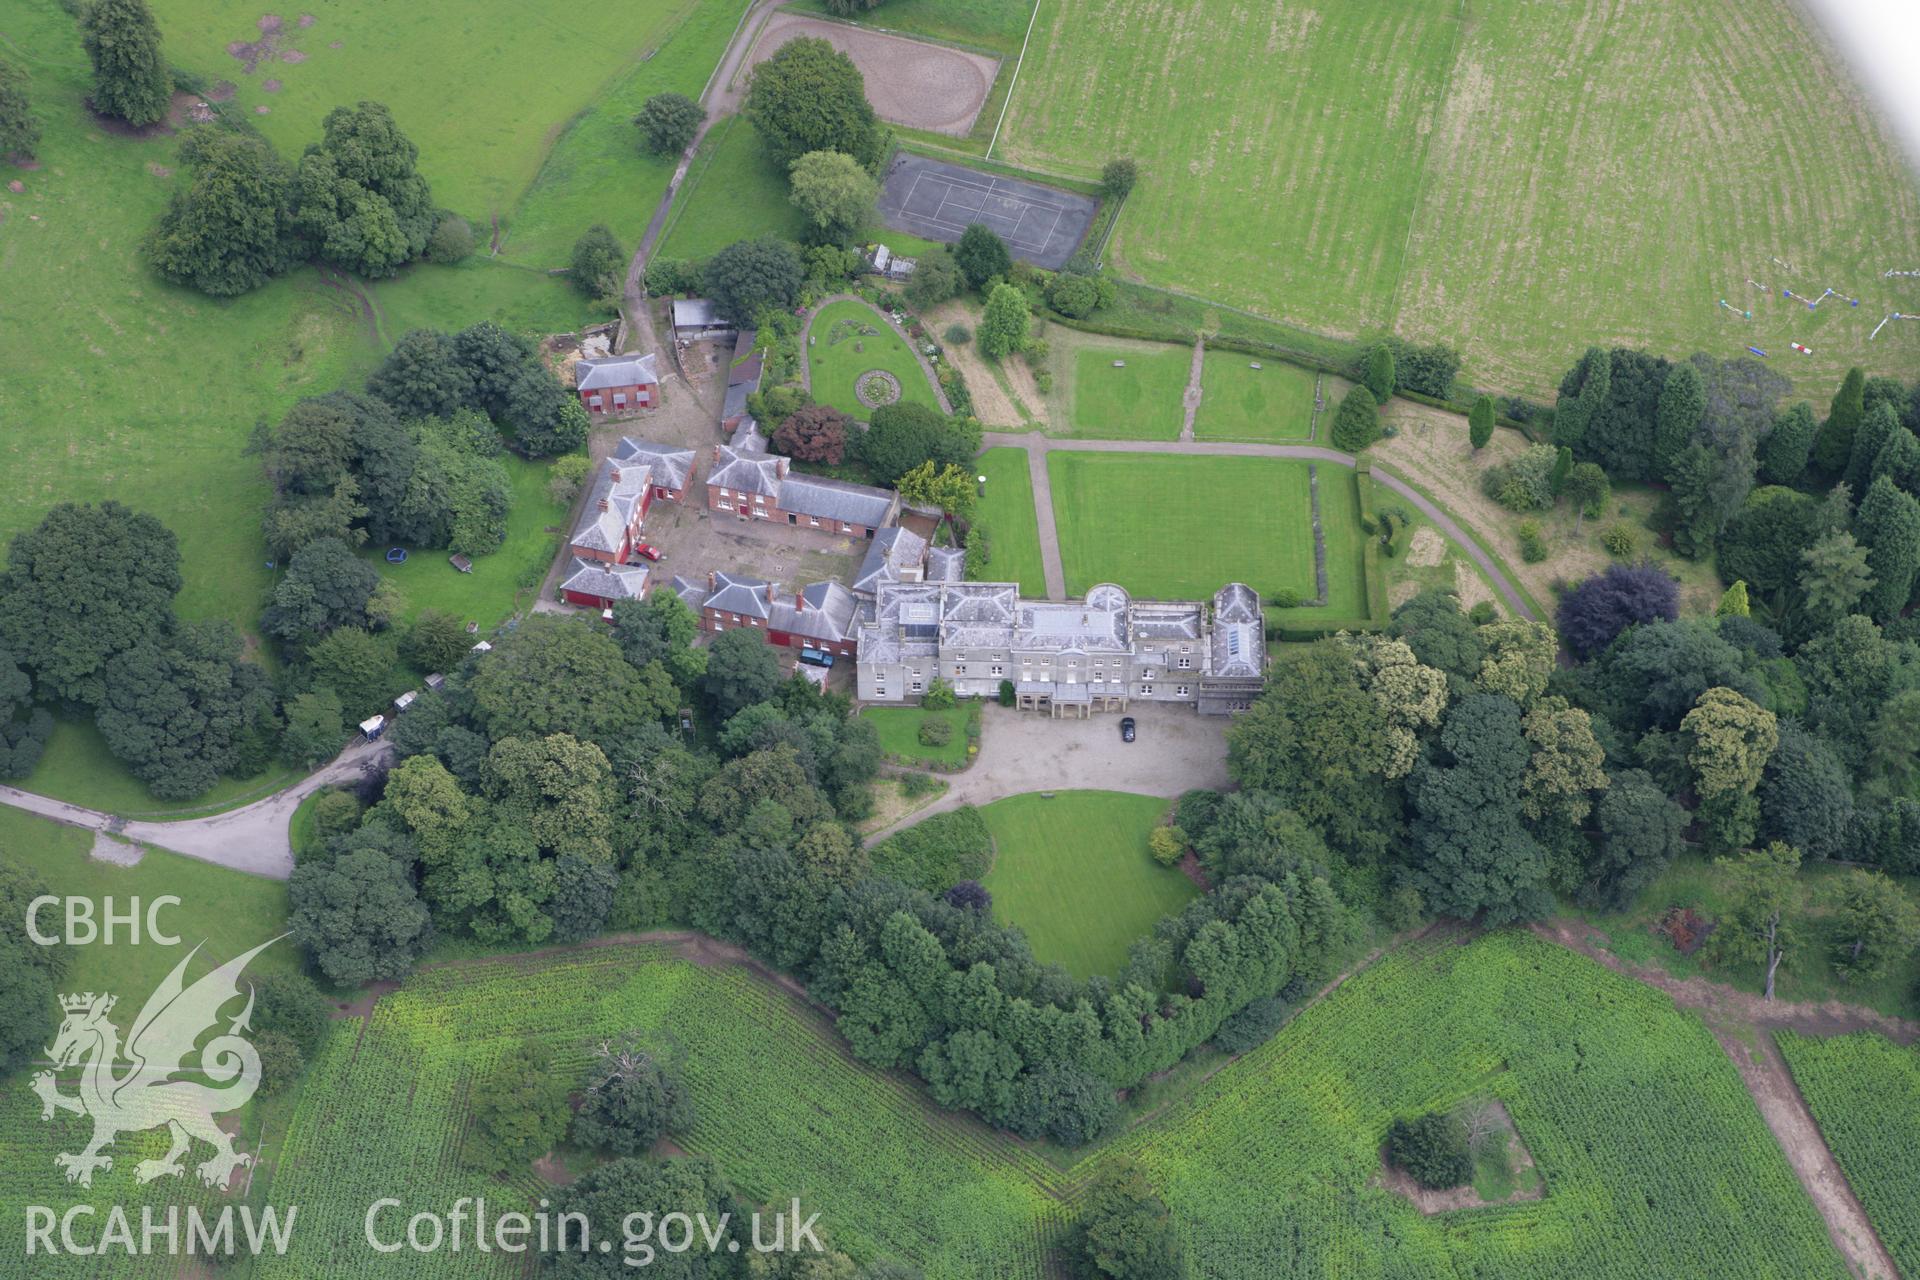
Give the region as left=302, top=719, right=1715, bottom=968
left=856, top=581, right=1266, bottom=716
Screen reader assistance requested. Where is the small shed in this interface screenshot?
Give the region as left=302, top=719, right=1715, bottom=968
left=449, top=554, right=474, bottom=574
left=471, top=640, right=493, bottom=653
left=671, top=298, right=732, bottom=341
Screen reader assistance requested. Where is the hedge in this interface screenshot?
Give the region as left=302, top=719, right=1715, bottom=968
left=1265, top=467, right=1390, bottom=641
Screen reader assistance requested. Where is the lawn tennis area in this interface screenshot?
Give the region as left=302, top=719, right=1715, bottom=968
left=1048, top=453, right=1358, bottom=605
left=971, top=448, right=1047, bottom=595
left=1057, top=341, right=1192, bottom=440
left=877, top=154, right=1098, bottom=270
left=1193, top=354, right=1319, bottom=442
left=979, top=791, right=1194, bottom=979
left=805, top=299, right=943, bottom=419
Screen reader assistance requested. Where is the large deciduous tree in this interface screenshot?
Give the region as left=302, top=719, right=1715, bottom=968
left=788, top=148, right=878, bottom=241
left=1555, top=561, right=1680, bottom=659
left=288, top=846, right=434, bottom=986
left=1580, top=768, right=1686, bottom=910
left=466, top=1039, right=572, bottom=1175
left=81, top=0, right=172, bottom=126
left=570, top=1036, right=694, bottom=1155
left=0, top=501, right=182, bottom=706
left=569, top=224, right=626, bottom=301
left=263, top=536, right=380, bottom=646
left=978, top=282, right=1031, bottom=359
left=468, top=615, right=675, bottom=747
left=95, top=622, right=275, bottom=799
left=1823, top=869, right=1920, bottom=982
left=858, top=401, right=977, bottom=485
left=700, top=627, right=785, bottom=721
left=955, top=223, right=1012, bottom=290
left=1682, top=686, right=1778, bottom=853
left=146, top=127, right=298, bottom=296
left=1067, top=1162, right=1181, bottom=1280
left=293, top=101, right=436, bottom=277
left=703, top=235, right=803, bottom=324
left=772, top=403, right=851, bottom=464
left=0, top=650, right=52, bottom=779
left=744, top=37, right=885, bottom=170
left=633, top=91, right=702, bottom=156
left=1407, top=694, right=1552, bottom=924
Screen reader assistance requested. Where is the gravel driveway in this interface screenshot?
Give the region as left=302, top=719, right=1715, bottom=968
left=863, top=702, right=1231, bottom=844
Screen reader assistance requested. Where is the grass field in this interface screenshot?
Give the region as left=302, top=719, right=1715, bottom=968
left=978, top=791, right=1192, bottom=978
left=654, top=115, right=812, bottom=262
left=18, top=721, right=298, bottom=819
left=1059, top=342, right=1191, bottom=440
left=1193, top=352, right=1319, bottom=442
left=1048, top=453, right=1363, bottom=610
left=1776, top=1031, right=1920, bottom=1277
left=863, top=704, right=974, bottom=767
left=805, top=298, right=943, bottom=419
left=995, top=0, right=1920, bottom=395
left=970, top=447, right=1047, bottom=594
left=3, top=927, right=1853, bottom=1278
left=786, top=0, right=1034, bottom=51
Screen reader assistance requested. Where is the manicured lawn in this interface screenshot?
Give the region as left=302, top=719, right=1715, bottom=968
left=805, top=298, right=942, bottom=420
left=0, top=805, right=298, bottom=997
left=862, top=705, right=974, bottom=767
left=1193, top=353, right=1318, bottom=442
left=970, top=447, right=1046, bottom=594
left=1062, top=343, right=1190, bottom=440
left=1048, top=452, right=1363, bottom=610
left=978, top=791, right=1193, bottom=979
left=361, top=454, right=570, bottom=629
left=996, top=0, right=1920, bottom=395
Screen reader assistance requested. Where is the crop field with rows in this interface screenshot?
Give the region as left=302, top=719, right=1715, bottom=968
left=1776, top=1029, right=1920, bottom=1277
left=251, top=946, right=1063, bottom=1278
left=218, top=929, right=1851, bottom=1278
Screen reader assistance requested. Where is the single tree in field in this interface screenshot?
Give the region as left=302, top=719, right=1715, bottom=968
left=425, top=211, right=474, bottom=264
left=0, top=57, right=40, bottom=160
left=1067, top=1161, right=1180, bottom=1280
left=955, top=223, right=1012, bottom=290
left=1330, top=385, right=1379, bottom=452
left=1468, top=395, right=1495, bottom=451
left=571, top=1035, right=694, bottom=1156
left=788, top=149, right=878, bottom=241
left=977, top=281, right=1031, bottom=359
left=466, top=1040, right=571, bottom=1175
left=293, top=101, right=437, bottom=277
left=703, top=235, right=803, bottom=324
left=1714, top=842, right=1800, bottom=1000
left=633, top=91, right=703, bottom=155
left=81, top=0, right=172, bottom=127
left=569, top=224, right=626, bottom=301
left=1813, top=366, right=1866, bottom=476
left=1823, top=868, right=1920, bottom=982
left=772, top=403, right=850, bottom=464
left=744, top=37, right=885, bottom=170
left=1099, top=157, right=1138, bottom=201
left=1363, top=342, right=1395, bottom=402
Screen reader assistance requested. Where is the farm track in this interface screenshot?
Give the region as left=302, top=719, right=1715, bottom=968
left=1534, top=918, right=1913, bottom=1280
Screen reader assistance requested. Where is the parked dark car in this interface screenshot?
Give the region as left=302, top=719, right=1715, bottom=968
left=1120, top=716, right=1136, bottom=743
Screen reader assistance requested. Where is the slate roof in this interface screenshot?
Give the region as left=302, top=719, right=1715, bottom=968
left=769, top=580, right=860, bottom=644
left=671, top=298, right=723, bottom=330
left=705, top=570, right=772, bottom=620
left=853, top=526, right=929, bottom=594
left=926, top=546, right=965, bottom=582
left=561, top=558, right=649, bottom=602
left=669, top=574, right=709, bottom=611
left=708, top=446, right=785, bottom=497
left=614, top=437, right=695, bottom=492
left=778, top=472, right=896, bottom=528
left=728, top=418, right=768, bottom=453
left=575, top=353, right=660, bottom=391
left=1210, top=583, right=1265, bottom=679
left=570, top=459, right=653, bottom=554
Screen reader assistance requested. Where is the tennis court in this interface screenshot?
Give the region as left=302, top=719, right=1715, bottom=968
left=878, top=154, right=1098, bottom=269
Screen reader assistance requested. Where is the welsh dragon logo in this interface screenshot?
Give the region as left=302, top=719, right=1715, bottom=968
left=31, top=937, right=282, bottom=1190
